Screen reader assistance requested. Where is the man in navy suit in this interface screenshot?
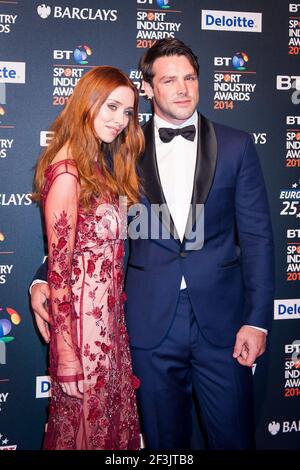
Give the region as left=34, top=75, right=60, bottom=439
left=31, top=39, right=274, bottom=449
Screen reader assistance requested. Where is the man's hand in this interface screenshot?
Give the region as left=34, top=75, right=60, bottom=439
left=233, top=325, right=266, bottom=367
left=31, top=283, right=51, bottom=343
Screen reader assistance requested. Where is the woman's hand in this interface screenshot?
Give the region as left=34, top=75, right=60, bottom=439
left=60, top=379, right=84, bottom=399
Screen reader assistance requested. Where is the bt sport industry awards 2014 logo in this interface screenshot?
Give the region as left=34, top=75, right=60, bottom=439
left=52, top=44, right=94, bottom=107
left=213, top=51, right=256, bottom=110
left=288, top=3, right=300, bottom=55
left=136, top=0, right=181, bottom=49
left=285, top=116, right=300, bottom=169
left=284, top=341, right=300, bottom=398
left=286, top=229, right=300, bottom=283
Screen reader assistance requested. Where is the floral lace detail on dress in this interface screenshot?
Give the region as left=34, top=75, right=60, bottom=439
left=42, top=160, right=140, bottom=450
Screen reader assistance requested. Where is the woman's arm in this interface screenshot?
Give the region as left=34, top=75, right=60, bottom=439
left=44, top=166, right=83, bottom=398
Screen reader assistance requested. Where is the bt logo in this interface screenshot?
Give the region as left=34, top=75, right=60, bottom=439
left=232, top=52, right=248, bottom=70
left=214, top=52, right=249, bottom=70
left=74, top=45, right=92, bottom=65
left=156, top=0, right=170, bottom=8
left=276, top=75, right=300, bottom=90
left=137, top=0, right=171, bottom=7
left=287, top=116, right=300, bottom=125
left=289, top=4, right=300, bottom=13
left=53, top=45, right=92, bottom=65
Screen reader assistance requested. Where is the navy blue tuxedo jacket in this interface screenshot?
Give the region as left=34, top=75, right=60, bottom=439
left=34, top=114, right=274, bottom=350
left=125, top=114, right=274, bottom=349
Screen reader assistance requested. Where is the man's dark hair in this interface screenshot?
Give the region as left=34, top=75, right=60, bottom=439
left=139, top=38, right=199, bottom=85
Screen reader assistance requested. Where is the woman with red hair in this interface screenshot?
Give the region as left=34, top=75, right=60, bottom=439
left=33, top=66, right=144, bottom=450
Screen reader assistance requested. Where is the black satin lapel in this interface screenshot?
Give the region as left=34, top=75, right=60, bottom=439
left=184, top=114, right=218, bottom=242
left=139, top=119, right=180, bottom=242
left=138, top=119, right=164, bottom=206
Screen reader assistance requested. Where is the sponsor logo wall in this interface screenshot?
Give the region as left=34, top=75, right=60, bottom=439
left=0, top=0, right=298, bottom=450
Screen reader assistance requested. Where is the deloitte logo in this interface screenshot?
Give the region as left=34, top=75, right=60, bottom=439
left=36, top=376, right=51, bottom=398
left=274, top=299, right=300, bottom=320
left=74, top=45, right=92, bottom=65
left=37, top=4, right=51, bottom=19
left=201, top=10, right=262, bottom=33
left=0, top=62, right=26, bottom=84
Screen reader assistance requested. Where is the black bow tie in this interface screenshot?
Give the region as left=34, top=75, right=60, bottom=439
left=158, top=124, right=196, bottom=143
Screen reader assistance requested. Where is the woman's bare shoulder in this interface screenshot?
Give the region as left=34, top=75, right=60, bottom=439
left=51, top=144, right=73, bottom=165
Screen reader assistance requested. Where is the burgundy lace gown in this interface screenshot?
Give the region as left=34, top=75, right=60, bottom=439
left=41, top=159, right=140, bottom=450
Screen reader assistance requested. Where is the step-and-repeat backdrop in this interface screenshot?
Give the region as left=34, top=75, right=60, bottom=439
left=0, top=0, right=299, bottom=450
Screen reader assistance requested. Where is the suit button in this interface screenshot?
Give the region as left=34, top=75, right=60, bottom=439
left=179, top=251, right=186, bottom=258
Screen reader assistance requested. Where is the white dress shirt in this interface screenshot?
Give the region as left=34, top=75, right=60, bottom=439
left=155, top=111, right=198, bottom=289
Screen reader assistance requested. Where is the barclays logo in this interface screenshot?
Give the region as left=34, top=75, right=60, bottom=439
left=201, top=10, right=262, bottom=33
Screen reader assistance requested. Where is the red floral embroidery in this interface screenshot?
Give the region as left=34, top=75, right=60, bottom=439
left=58, top=300, right=72, bottom=314
left=88, top=407, right=103, bottom=425
left=57, top=237, right=67, bottom=250
left=95, top=377, right=106, bottom=389
left=132, top=375, right=141, bottom=390
left=87, top=259, right=95, bottom=277
left=91, top=306, right=102, bottom=319
left=100, top=258, right=112, bottom=280
left=100, top=417, right=109, bottom=428
left=114, top=393, right=122, bottom=405
left=101, top=343, right=112, bottom=354
left=42, top=160, right=140, bottom=450
left=48, top=270, right=63, bottom=288
left=54, top=314, right=65, bottom=327
left=84, top=344, right=90, bottom=357
left=73, top=267, right=81, bottom=277
left=119, top=324, right=127, bottom=335
left=107, top=295, right=116, bottom=310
